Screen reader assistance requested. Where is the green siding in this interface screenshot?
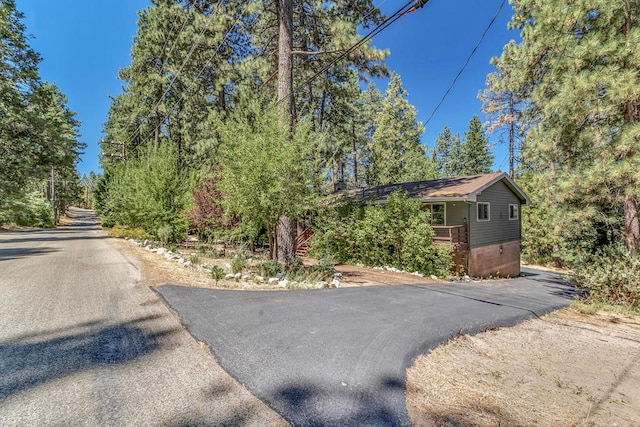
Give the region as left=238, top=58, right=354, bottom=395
left=444, top=202, right=468, bottom=225
left=469, top=180, right=521, bottom=248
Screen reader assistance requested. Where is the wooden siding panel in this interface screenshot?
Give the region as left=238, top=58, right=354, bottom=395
left=469, top=180, right=521, bottom=248
left=445, top=202, right=469, bottom=225
left=469, top=240, right=521, bottom=277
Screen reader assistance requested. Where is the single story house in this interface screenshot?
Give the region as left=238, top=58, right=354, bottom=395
left=332, top=172, right=531, bottom=277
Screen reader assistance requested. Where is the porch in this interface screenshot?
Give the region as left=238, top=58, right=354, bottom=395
left=432, top=225, right=468, bottom=247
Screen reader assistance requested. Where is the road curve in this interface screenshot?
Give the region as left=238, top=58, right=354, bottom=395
left=0, top=208, right=286, bottom=426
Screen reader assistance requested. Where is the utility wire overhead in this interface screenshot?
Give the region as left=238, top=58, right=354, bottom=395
left=121, top=0, right=226, bottom=148
left=424, top=0, right=506, bottom=127
left=276, top=0, right=432, bottom=107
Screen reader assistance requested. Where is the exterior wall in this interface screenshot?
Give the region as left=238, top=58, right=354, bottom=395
left=469, top=240, right=521, bottom=277
left=469, top=180, right=522, bottom=249
left=444, top=201, right=469, bottom=225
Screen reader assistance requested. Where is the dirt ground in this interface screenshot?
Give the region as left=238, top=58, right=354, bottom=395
left=110, top=237, right=437, bottom=289
left=406, top=309, right=640, bottom=427
left=109, top=236, right=640, bottom=427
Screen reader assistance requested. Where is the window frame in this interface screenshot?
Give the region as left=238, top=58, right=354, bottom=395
left=425, top=203, right=446, bottom=226
left=509, top=204, right=519, bottom=221
left=477, top=202, right=490, bottom=222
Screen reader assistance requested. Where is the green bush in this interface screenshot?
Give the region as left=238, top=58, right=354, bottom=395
left=210, top=265, right=226, bottom=284
left=157, top=224, right=173, bottom=247
left=0, top=191, right=53, bottom=228
left=260, top=260, right=283, bottom=278
left=310, top=191, right=452, bottom=277
left=231, top=255, right=247, bottom=274
left=93, top=145, right=194, bottom=240
left=571, top=245, right=640, bottom=310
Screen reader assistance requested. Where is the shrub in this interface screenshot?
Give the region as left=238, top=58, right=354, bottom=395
left=309, top=256, right=336, bottom=280
left=157, top=224, right=173, bottom=247
left=260, top=260, right=283, bottom=278
left=93, top=145, right=195, bottom=239
left=571, top=245, right=640, bottom=310
left=107, top=224, right=150, bottom=240
left=231, top=255, right=247, bottom=274
left=0, top=191, right=53, bottom=228
left=210, top=265, right=226, bottom=285
left=310, top=191, right=452, bottom=276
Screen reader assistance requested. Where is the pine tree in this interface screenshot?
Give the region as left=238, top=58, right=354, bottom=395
left=368, top=73, right=426, bottom=186
left=462, top=115, right=493, bottom=175
left=432, top=126, right=463, bottom=178
left=501, top=0, right=640, bottom=252
left=0, top=1, right=82, bottom=209
left=479, top=50, right=527, bottom=178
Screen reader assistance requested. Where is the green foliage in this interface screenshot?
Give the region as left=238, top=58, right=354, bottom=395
left=498, top=0, right=640, bottom=254
left=217, top=96, right=316, bottom=253
left=432, top=117, right=494, bottom=178
left=311, top=192, right=451, bottom=277
left=462, top=115, right=493, bottom=175
left=210, top=265, right=226, bottom=284
left=231, top=255, right=247, bottom=274
left=157, top=224, right=172, bottom=247
left=94, top=145, right=194, bottom=241
left=259, top=260, right=284, bottom=278
left=572, top=245, right=640, bottom=310
left=432, top=126, right=464, bottom=178
left=1, top=3, right=83, bottom=218
left=0, top=190, right=53, bottom=228
left=517, top=171, right=559, bottom=265
left=368, top=73, right=428, bottom=186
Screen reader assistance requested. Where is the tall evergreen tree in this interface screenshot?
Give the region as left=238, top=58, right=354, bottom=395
left=501, top=0, right=640, bottom=252
left=1, top=0, right=82, bottom=210
left=432, top=125, right=463, bottom=178
left=368, top=73, right=427, bottom=186
left=479, top=49, right=527, bottom=178
left=462, top=115, right=493, bottom=175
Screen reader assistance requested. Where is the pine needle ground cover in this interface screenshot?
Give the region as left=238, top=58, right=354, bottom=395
left=406, top=309, right=640, bottom=427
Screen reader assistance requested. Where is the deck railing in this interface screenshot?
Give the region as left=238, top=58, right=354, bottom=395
left=432, top=224, right=468, bottom=246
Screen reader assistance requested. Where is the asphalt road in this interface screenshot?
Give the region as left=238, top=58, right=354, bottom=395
left=157, top=268, right=576, bottom=426
left=0, top=208, right=285, bottom=426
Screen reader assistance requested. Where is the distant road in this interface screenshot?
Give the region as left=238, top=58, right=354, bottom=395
left=0, top=208, right=285, bottom=426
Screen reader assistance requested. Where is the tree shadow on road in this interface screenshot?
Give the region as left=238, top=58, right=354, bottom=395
left=271, top=375, right=409, bottom=426
left=0, top=247, right=60, bottom=261
left=0, top=315, right=179, bottom=400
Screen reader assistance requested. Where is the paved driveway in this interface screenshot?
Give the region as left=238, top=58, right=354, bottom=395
left=157, top=268, right=576, bottom=426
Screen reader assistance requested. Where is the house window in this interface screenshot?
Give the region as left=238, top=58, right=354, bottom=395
left=425, top=203, right=445, bottom=225
left=509, top=204, right=519, bottom=220
left=477, top=202, right=490, bottom=221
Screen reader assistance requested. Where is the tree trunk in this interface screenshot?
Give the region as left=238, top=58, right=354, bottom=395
left=277, top=215, right=296, bottom=263
left=277, top=0, right=294, bottom=129
left=276, top=0, right=297, bottom=263
left=509, top=93, right=515, bottom=179
left=624, top=193, right=640, bottom=253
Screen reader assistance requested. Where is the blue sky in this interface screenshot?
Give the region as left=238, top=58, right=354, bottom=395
left=15, top=0, right=518, bottom=177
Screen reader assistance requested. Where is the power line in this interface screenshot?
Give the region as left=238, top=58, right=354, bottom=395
left=276, top=0, right=431, bottom=107
left=118, top=5, right=191, bottom=135
left=123, top=0, right=225, bottom=148
left=133, top=6, right=251, bottom=148
left=424, top=0, right=507, bottom=127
